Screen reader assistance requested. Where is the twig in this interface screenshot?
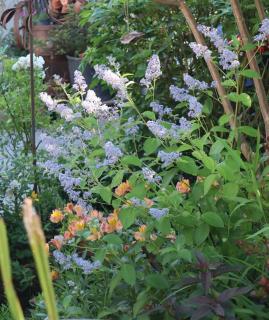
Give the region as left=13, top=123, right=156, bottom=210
left=254, top=0, right=266, bottom=21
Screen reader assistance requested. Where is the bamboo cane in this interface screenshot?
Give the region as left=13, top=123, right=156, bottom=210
left=230, top=0, right=269, bottom=139
left=254, top=0, right=266, bottom=21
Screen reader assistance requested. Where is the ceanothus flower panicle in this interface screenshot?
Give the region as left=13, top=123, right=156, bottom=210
left=254, top=18, right=269, bottom=42
left=158, top=151, right=181, bottom=167
left=149, top=208, right=169, bottom=220
left=103, top=141, right=123, bottom=165
left=189, top=42, right=212, bottom=60
left=73, top=70, right=87, bottom=93
left=140, top=54, right=162, bottom=88
left=142, top=167, right=161, bottom=184
left=183, top=74, right=209, bottom=91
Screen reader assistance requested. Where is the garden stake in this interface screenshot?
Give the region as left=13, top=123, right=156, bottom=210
left=230, top=0, right=269, bottom=140
left=176, top=0, right=251, bottom=161
left=254, top=0, right=266, bottom=21
left=28, top=0, right=38, bottom=192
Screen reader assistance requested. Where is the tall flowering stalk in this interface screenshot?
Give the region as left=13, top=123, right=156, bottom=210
left=0, top=219, right=24, bottom=320
left=23, top=198, right=59, bottom=320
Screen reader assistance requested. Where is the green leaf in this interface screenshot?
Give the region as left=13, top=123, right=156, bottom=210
left=239, top=93, right=251, bottom=107
left=204, top=174, right=218, bottom=195
left=240, top=69, right=261, bottom=79
left=222, top=79, right=236, bottom=87
left=92, top=186, right=112, bottom=204
left=178, top=249, right=192, bottom=262
left=157, top=217, right=171, bottom=235
left=194, top=223, right=209, bottom=245
left=241, top=43, right=256, bottom=52
left=133, top=291, right=148, bottom=317
left=119, top=207, right=138, bottom=229
left=238, top=126, right=258, bottom=137
left=103, top=234, right=123, bottom=245
left=142, top=111, right=156, bottom=120
left=108, top=272, right=122, bottom=298
left=121, top=155, right=142, bottom=167
left=121, top=264, right=136, bottom=286
left=227, top=92, right=241, bottom=103
left=146, top=274, right=169, bottom=289
left=202, top=212, right=224, bottom=228
left=111, top=170, right=124, bottom=188
left=143, top=138, right=160, bottom=154
left=218, top=114, right=231, bottom=126
left=178, top=156, right=198, bottom=175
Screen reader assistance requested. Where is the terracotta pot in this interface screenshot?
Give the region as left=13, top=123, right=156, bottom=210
left=32, top=24, right=55, bottom=56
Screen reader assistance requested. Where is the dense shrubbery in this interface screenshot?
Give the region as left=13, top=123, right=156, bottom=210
left=0, top=1, right=269, bottom=319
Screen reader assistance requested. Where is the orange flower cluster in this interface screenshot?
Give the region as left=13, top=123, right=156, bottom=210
left=115, top=181, right=132, bottom=197
left=176, top=179, right=191, bottom=194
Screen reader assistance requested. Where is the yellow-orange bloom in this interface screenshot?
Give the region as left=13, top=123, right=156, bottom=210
left=102, top=211, right=123, bottom=233
left=68, top=219, right=85, bottom=235
left=87, top=228, right=102, bottom=241
left=45, top=243, right=50, bottom=255
left=51, top=270, right=59, bottom=281
left=144, top=198, right=154, bottom=208
left=89, top=210, right=103, bottom=220
left=115, top=181, right=132, bottom=197
left=176, top=179, right=190, bottom=194
left=64, top=203, right=74, bottom=214
left=50, top=210, right=64, bottom=223
left=31, top=191, right=39, bottom=202
left=74, top=205, right=84, bottom=217
left=134, top=225, right=147, bottom=241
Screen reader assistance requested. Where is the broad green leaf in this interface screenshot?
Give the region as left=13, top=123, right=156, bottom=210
left=194, top=223, right=209, bottom=245
left=133, top=291, right=148, bottom=317
left=227, top=92, right=241, bottom=103
left=240, top=69, right=261, bottom=79
left=238, top=126, right=258, bottom=137
left=218, top=114, right=231, bottom=126
left=142, top=111, right=156, bottom=120
left=178, top=156, right=198, bottom=175
left=222, top=79, right=236, bottom=87
left=202, top=212, right=224, bottom=228
left=108, top=272, right=122, bottom=298
left=111, top=170, right=124, bottom=188
left=143, top=138, right=160, bottom=154
left=103, top=234, right=123, bottom=245
left=239, top=93, right=251, bottom=107
left=121, top=155, right=142, bottom=167
left=119, top=207, right=138, bottom=229
left=146, top=274, right=169, bottom=289
left=92, top=186, right=112, bottom=204
left=178, top=249, right=192, bottom=262
left=204, top=174, right=218, bottom=195
left=121, top=264, right=136, bottom=286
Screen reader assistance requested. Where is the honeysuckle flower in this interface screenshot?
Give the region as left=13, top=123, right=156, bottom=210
left=115, top=181, right=132, bottom=197
left=134, top=225, right=147, bottom=241
left=176, top=179, right=191, bottom=194
left=50, top=209, right=64, bottom=223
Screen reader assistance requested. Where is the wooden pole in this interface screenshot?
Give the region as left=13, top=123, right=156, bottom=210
left=230, top=0, right=269, bottom=139
left=28, top=0, right=37, bottom=191
left=254, top=0, right=266, bottom=21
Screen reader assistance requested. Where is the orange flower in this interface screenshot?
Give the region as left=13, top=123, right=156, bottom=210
left=64, top=203, right=74, bottom=214
left=115, top=181, right=132, bottom=197
left=134, top=225, right=147, bottom=241
left=31, top=191, right=39, bottom=202
left=102, top=210, right=123, bottom=233
left=176, top=179, right=190, bottom=194
left=144, top=198, right=154, bottom=208
left=64, top=231, right=73, bottom=240
left=51, top=270, right=59, bottom=281
left=87, top=228, right=102, bottom=241
left=74, top=205, right=85, bottom=217
left=50, top=209, right=64, bottom=223
left=89, top=210, right=103, bottom=220
left=50, top=235, right=64, bottom=250
left=68, top=219, right=85, bottom=235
